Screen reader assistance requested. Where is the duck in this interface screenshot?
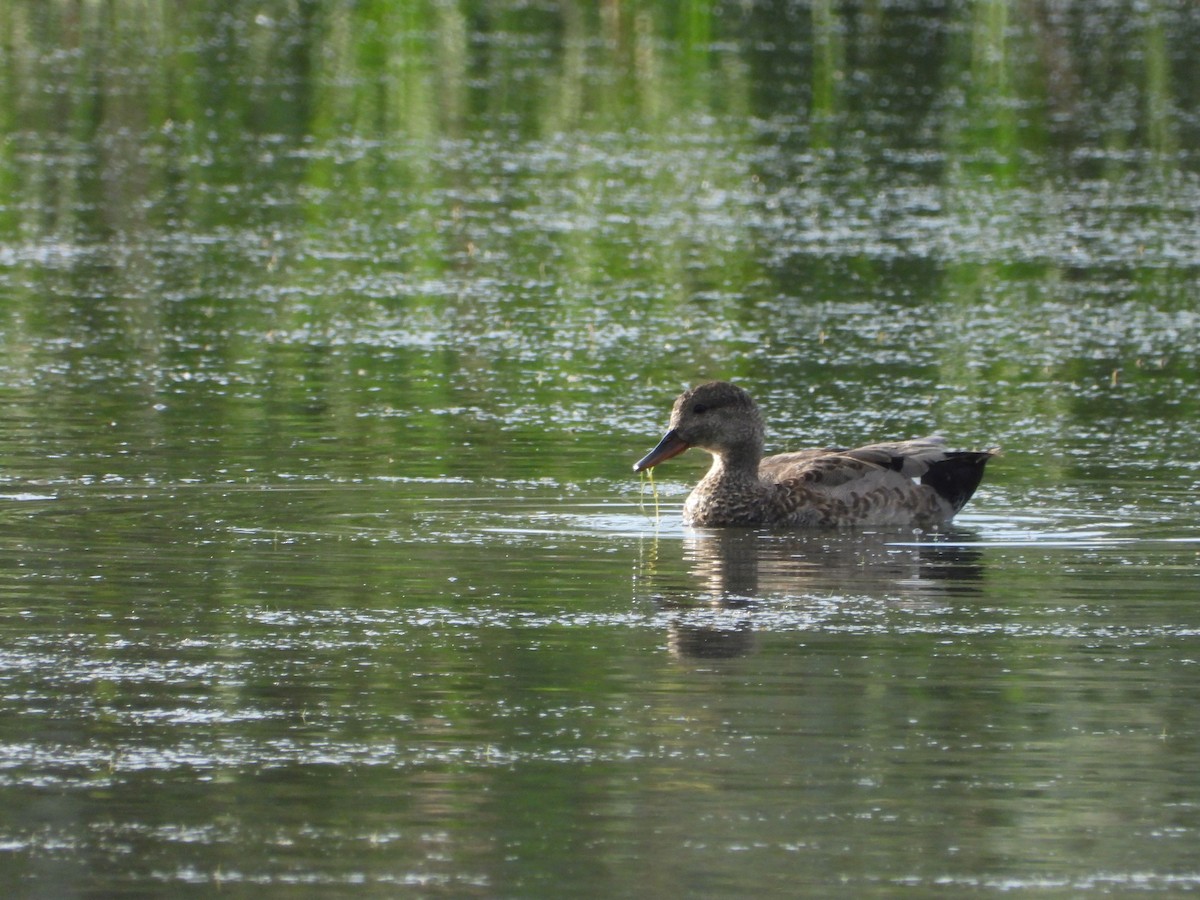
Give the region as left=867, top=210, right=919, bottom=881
left=633, top=381, right=995, bottom=528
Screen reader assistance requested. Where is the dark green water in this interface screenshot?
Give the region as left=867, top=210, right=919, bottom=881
left=2, top=2, right=1200, bottom=895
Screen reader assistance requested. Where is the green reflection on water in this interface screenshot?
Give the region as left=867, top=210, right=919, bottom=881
left=2, top=2, right=1200, bottom=895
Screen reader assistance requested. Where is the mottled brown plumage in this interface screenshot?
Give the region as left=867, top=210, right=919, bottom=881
left=633, top=381, right=995, bottom=528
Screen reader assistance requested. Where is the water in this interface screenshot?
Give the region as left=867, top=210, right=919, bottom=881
left=3, top=1, right=1200, bottom=895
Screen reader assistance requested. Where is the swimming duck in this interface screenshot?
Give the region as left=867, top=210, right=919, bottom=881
left=633, top=381, right=995, bottom=528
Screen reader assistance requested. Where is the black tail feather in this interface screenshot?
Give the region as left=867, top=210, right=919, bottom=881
left=921, top=451, right=994, bottom=514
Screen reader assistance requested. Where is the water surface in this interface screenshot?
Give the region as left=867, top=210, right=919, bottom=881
left=2, top=2, right=1200, bottom=896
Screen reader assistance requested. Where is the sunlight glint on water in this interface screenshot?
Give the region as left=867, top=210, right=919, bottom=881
left=1, top=2, right=1200, bottom=895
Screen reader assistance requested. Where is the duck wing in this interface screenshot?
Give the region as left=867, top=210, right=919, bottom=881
left=758, top=438, right=995, bottom=525
left=758, top=437, right=947, bottom=482
left=759, top=451, right=882, bottom=488
left=842, top=439, right=997, bottom=514
left=841, top=437, right=952, bottom=477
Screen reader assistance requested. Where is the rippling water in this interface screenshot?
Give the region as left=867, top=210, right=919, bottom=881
left=4, top=474, right=1198, bottom=892
left=3, top=1, right=1200, bottom=896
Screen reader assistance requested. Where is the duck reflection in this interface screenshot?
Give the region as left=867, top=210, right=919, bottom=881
left=642, top=528, right=985, bottom=660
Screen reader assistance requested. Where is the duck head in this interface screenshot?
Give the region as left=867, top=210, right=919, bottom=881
left=633, top=381, right=766, bottom=473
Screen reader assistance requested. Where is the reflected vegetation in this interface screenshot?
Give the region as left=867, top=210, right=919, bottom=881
left=1, top=1, right=1197, bottom=488
left=2, top=1, right=1200, bottom=896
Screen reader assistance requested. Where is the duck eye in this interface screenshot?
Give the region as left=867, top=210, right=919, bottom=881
left=692, top=403, right=709, bottom=414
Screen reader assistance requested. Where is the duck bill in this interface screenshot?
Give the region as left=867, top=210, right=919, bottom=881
left=633, top=429, right=691, bottom=472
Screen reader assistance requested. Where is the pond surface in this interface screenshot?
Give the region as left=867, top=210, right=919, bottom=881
left=2, top=1, right=1200, bottom=896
